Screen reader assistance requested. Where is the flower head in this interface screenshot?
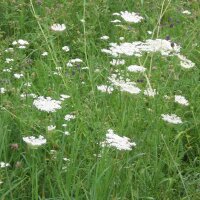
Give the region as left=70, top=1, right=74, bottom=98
left=161, top=114, right=183, bottom=124
left=101, top=129, right=136, bottom=151
left=23, top=135, right=46, bottom=148
left=51, top=24, right=66, bottom=32
left=33, top=96, right=62, bottom=112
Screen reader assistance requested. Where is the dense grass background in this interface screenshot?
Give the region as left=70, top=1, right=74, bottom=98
left=0, top=0, right=200, bottom=199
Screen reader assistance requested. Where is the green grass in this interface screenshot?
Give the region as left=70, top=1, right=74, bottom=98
left=0, top=0, right=200, bottom=199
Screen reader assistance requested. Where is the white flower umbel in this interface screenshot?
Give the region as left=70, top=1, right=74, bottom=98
left=47, top=125, right=56, bottom=131
left=144, top=88, right=157, bottom=97
left=51, top=24, right=66, bottom=32
left=0, top=88, right=6, bottom=94
left=97, top=85, right=114, bottom=94
left=14, top=73, right=24, bottom=79
left=161, top=114, right=183, bottom=124
left=102, top=39, right=181, bottom=57
left=175, top=95, right=189, bottom=106
left=110, top=59, right=125, bottom=66
left=42, top=52, right=48, bottom=56
left=109, top=74, right=141, bottom=94
left=101, top=129, right=136, bottom=151
left=118, top=11, right=143, bottom=23
left=64, top=114, right=75, bottom=121
left=182, top=10, right=191, bottom=15
left=177, top=54, right=195, bottom=69
left=62, top=46, right=70, bottom=52
left=0, top=162, right=10, bottom=168
left=33, top=96, right=62, bottom=112
left=127, top=65, right=146, bottom=73
left=5, top=58, right=14, bottom=63
left=66, top=58, right=83, bottom=67
left=60, top=94, right=70, bottom=101
left=100, top=36, right=109, bottom=40
left=23, top=135, right=46, bottom=148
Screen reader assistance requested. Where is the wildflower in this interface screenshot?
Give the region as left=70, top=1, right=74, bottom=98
left=97, top=85, right=114, bottom=94
left=18, top=46, right=26, bottom=49
left=64, top=131, right=70, bottom=136
left=161, top=114, right=183, bottom=124
left=109, top=74, right=141, bottom=94
left=111, top=19, right=121, bottom=23
left=182, top=10, right=191, bottom=15
left=177, top=54, right=195, bottom=69
left=20, top=93, right=37, bottom=99
left=62, top=124, right=67, bottom=127
left=64, top=114, right=75, bottom=121
left=175, top=95, right=189, bottom=106
left=119, top=37, right=124, bottom=41
left=42, top=52, right=48, bottom=56
left=23, top=135, right=46, bottom=148
left=0, top=88, right=6, bottom=94
left=47, top=125, right=56, bottom=131
left=0, top=162, right=10, bottom=168
left=100, top=36, right=109, bottom=40
left=127, top=65, right=146, bottom=72
left=67, top=58, right=83, bottom=67
left=60, top=94, right=70, bottom=101
left=147, top=31, right=152, bottom=35
left=110, top=59, right=125, bottom=66
left=119, top=11, right=144, bottom=23
left=62, top=46, right=70, bottom=52
left=24, top=82, right=32, bottom=87
left=33, top=96, right=62, bottom=112
left=51, top=24, right=66, bottom=32
left=144, top=88, right=157, bottom=97
left=5, top=58, right=14, bottom=63
left=101, top=129, right=136, bottom=151
left=14, top=73, right=24, bottom=79
left=3, top=68, right=12, bottom=72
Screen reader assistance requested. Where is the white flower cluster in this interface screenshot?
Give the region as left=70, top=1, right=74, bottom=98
left=102, top=39, right=181, bottom=57
left=47, top=125, right=56, bottom=131
left=161, top=114, right=183, bottom=124
left=113, top=11, right=144, bottom=23
left=144, top=88, right=157, bottom=97
left=14, top=73, right=24, bottom=79
left=51, top=24, right=66, bottom=32
left=177, top=54, right=195, bottom=69
left=62, top=46, right=70, bottom=52
left=182, top=10, right=191, bottom=15
left=108, top=74, right=141, bottom=94
left=101, top=129, right=136, bottom=151
left=23, top=135, right=46, bottom=148
left=0, top=162, right=10, bottom=168
left=66, top=58, right=83, bottom=67
left=110, top=59, right=125, bottom=66
left=0, top=88, right=6, bottom=94
left=64, top=114, right=75, bottom=121
left=175, top=95, right=189, bottom=106
left=97, top=85, right=114, bottom=94
left=5, top=58, right=14, bottom=63
left=127, top=65, right=146, bottom=73
left=33, top=96, right=62, bottom=112
left=41, top=52, right=48, bottom=56
left=100, top=36, right=109, bottom=40
left=12, top=39, right=29, bottom=49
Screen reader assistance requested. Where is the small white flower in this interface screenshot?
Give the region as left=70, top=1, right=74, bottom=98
left=62, top=46, right=70, bottom=52
left=18, top=39, right=29, bottom=45
left=3, top=68, right=12, bottom=72
left=24, top=82, right=32, bottom=87
left=47, top=125, right=56, bottom=131
left=112, top=13, right=120, bottom=16
left=97, top=85, right=114, bottom=94
left=177, top=54, right=195, bottom=69
left=14, top=73, right=24, bottom=79
left=175, top=95, right=189, bottom=106
left=51, top=24, right=66, bottom=32
left=111, top=19, right=121, bottom=23
left=18, top=45, right=26, bottom=49
left=100, top=36, right=109, bottom=40
left=101, top=129, right=136, bottom=151
left=42, top=52, right=48, bottom=56
left=182, top=10, right=191, bottom=15
left=147, top=31, right=152, bottom=35
left=0, top=88, right=6, bottom=94
left=63, top=157, right=70, bottom=161
left=5, top=48, right=14, bottom=52
left=23, top=135, right=46, bottom=148
left=64, top=131, right=70, bottom=136
left=64, top=114, right=75, bottom=121
left=144, top=88, right=157, bottom=97
left=120, top=11, right=144, bottom=23
left=119, top=37, right=124, bottom=41
left=62, top=124, right=67, bottom=127
left=127, top=65, right=146, bottom=72
left=33, top=96, right=62, bottom=112
left=5, top=58, right=14, bottom=63
left=60, top=94, right=70, bottom=100
left=0, top=162, right=10, bottom=168
left=161, top=114, right=183, bottom=124
left=66, top=58, right=83, bottom=67
left=110, top=59, right=125, bottom=66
